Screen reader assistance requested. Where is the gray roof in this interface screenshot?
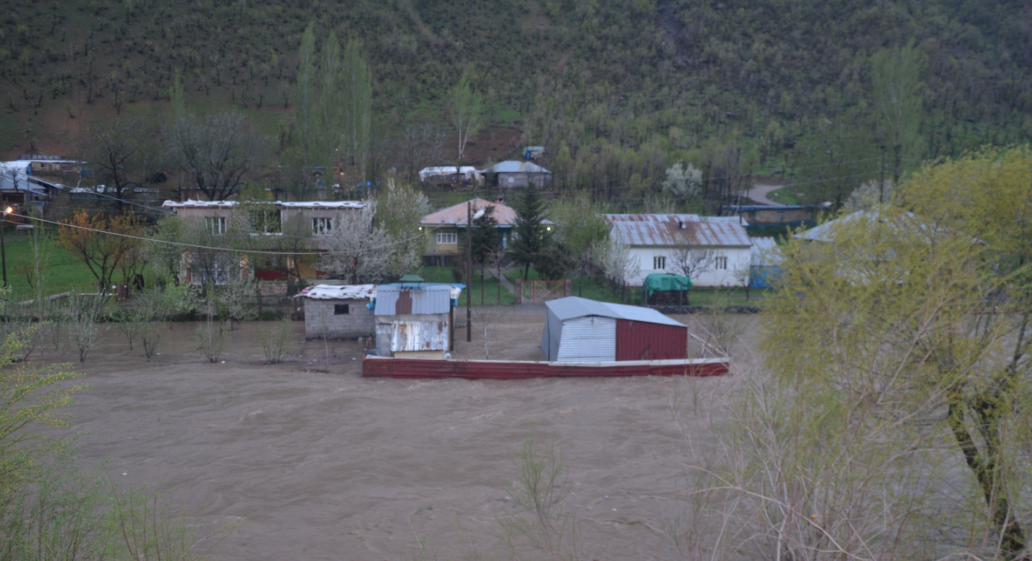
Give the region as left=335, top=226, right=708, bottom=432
left=605, top=214, right=751, bottom=247
left=750, top=237, right=783, bottom=267
left=374, top=284, right=453, bottom=315
left=483, top=160, right=551, bottom=174
left=545, top=297, right=685, bottom=327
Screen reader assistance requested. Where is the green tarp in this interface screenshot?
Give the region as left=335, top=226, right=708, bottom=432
left=644, top=274, right=692, bottom=296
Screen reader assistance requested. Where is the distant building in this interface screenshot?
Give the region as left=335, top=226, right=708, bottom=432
left=604, top=214, right=752, bottom=287
left=161, top=199, right=366, bottom=283
left=481, top=160, right=552, bottom=189
left=724, top=204, right=817, bottom=230
left=301, top=284, right=376, bottom=340
left=540, top=296, right=688, bottom=362
left=0, top=160, right=69, bottom=207
left=373, top=283, right=462, bottom=359
left=418, top=166, right=483, bottom=184
left=419, top=198, right=553, bottom=265
left=522, top=146, right=546, bottom=160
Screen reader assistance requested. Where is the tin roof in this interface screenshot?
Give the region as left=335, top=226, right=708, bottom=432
left=750, top=237, right=783, bottom=267
left=374, top=284, right=460, bottom=315
left=421, top=199, right=553, bottom=228
left=545, top=297, right=685, bottom=327
left=302, top=284, right=375, bottom=300
left=482, top=160, right=551, bottom=174
left=605, top=214, right=751, bottom=247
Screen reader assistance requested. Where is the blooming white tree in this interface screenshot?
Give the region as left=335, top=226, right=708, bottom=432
left=662, top=162, right=703, bottom=201
left=593, top=236, right=640, bottom=284
left=319, top=203, right=391, bottom=283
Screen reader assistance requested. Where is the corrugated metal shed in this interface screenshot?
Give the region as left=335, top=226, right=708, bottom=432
left=374, top=284, right=454, bottom=315
left=387, top=320, right=449, bottom=351
left=541, top=297, right=687, bottom=362
left=605, top=214, right=751, bottom=247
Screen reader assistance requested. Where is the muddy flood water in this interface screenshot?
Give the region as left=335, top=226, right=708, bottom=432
left=35, top=308, right=760, bottom=560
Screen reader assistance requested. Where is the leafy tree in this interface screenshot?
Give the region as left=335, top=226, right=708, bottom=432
left=319, top=203, right=391, bottom=283
left=57, top=211, right=144, bottom=294
left=373, top=178, right=430, bottom=278
left=341, top=39, right=372, bottom=185
left=754, top=148, right=1032, bottom=558
left=550, top=193, right=609, bottom=292
left=450, top=69, right=483, bottom=168
left=511, top=187, right=549, bottom=280
left=872, top=42, right=927, bottom=185
left=661, top=162, right=703, bottom=202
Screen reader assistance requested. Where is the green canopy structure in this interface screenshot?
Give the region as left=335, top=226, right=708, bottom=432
left=643, top=274, right=692, bottom=297
left=398, top=274, right=425, bottom=284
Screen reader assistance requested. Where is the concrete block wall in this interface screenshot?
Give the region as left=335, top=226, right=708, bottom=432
left=304, top=299, right=375, bottom=339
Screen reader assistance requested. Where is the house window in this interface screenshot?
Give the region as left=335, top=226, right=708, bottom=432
left=436, top=232, right=458, bottom=245
left=777, top=210, right=786, bottom=223
left=312, top=218, right=332, bottom=235
left=205, top=217, right=226, bottom=235
left=653, top=256, right=666, bottom=270
left=715, top=256, right=728, bottom=270
left=334, top=304, right=350, bottom=315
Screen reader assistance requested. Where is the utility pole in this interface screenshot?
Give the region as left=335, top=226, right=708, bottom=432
left=879, top=144, right=887, bottom=204
left=466, top=201, right=472, bottom=342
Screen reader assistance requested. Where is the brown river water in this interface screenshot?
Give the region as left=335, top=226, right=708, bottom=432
left=35, top=310, right=759, bottom=560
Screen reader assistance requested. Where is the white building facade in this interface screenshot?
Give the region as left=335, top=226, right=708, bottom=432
left=604, top=214, right=753, bottom=287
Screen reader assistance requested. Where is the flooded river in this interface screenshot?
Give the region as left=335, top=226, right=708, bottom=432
left=39, top=311, right=757, bottom=560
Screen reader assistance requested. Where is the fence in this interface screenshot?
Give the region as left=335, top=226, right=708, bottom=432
left=515, top=279, right=572, bottom=304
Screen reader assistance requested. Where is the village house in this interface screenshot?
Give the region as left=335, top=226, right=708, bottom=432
left=481, top=160, right=552, bottom=189
left=419, top=198, right=554, bottom=265
left=0, top=159, right=71, bottom=209
left=162, top=199, right=365, bottom=284
left=604, top=214, right=752, bottom=287
left=301, top=284, right=376, bottom=340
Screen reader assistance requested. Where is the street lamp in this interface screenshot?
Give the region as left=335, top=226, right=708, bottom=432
left=0, top=206, right=11, bottom=287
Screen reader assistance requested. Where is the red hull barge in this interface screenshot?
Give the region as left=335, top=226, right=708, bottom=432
left=362, top=356, right=729, bottom=380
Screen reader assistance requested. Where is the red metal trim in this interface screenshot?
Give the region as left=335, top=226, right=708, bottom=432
left=362, top=357, right=727, bottom=380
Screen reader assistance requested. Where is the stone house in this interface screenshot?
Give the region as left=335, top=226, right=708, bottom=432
left=301, top=284, right=376, bottom=340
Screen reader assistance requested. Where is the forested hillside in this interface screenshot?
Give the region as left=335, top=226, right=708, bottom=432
left=2, top=0, right=1030, bottom=207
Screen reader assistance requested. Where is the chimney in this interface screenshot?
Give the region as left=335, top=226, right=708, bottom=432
left=678, top=219, right=686, bottom=229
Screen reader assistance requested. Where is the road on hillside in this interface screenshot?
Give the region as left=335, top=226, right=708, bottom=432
left=747, top=183, right=785, bottom=205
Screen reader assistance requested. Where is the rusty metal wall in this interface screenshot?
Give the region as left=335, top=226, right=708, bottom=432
left=615, top=320, right=687, bottom=361
left=388, top=320, right=449, bottom=352
left=362, top=357, right=728, bottom=380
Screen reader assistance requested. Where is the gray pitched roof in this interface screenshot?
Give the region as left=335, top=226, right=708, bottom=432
left=605, top=214, right=751, bottom=247
left=545, top=297, right=684, bottom=327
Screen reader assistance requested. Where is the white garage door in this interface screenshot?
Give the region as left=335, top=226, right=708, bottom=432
left=557, top=316, right=616, bottom=362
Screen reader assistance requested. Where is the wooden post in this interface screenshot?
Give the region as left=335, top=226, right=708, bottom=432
left=466, top=201, right=472, bottom=342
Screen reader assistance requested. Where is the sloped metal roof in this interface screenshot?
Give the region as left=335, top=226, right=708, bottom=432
left=302, top=284, right=375, bottom=300
left=482, top=160, right=551, bottom=174
left=750, top=237, right=783, bottom=267
left=374, top=284, right=455, bottom=315
left=545, top=297, right=685, bottom=327
left=277, top=201, right=365, bottom=209
left=604, top=214, right=751, bottom=247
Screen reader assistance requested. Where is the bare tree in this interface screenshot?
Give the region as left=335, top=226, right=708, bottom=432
left=397, top=123, right=446, bottom=184
left=450, top=70, right=483, bottom=169
left=76, top=114, right=155, bottom=213
left=670, top=246, right=715, bottom=282
left=164, top=112, right=266, bottom=201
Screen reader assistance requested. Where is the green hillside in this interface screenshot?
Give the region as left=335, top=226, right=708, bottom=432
left=2, top=0, right=1030, bottom=207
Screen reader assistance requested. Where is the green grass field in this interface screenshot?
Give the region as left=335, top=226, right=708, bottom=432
left=1, top=231, right=156, bottom=301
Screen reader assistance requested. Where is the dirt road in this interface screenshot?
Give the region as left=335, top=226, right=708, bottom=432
left=37, top=314, right=757, bottom=560
left=746, top=183, right=784, bottom=205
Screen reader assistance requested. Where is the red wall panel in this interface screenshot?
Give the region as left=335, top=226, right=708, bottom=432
left=615, top=321, right=687, bottom=361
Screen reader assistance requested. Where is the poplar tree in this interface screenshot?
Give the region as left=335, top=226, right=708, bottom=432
left=511, top=188, right=548, bottom=280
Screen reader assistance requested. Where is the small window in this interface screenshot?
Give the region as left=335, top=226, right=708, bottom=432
left=205, top=216, right=226, bottom=235
left=436, top=231, right=458, bottom=245
left=334, top=304, right=350, bottom=315
left=715, top=256, right=728, bottom=270
left=312, top=218, right=332, bottom=235
left=653, top=256, right=666, bottom=270
left=507, top=176, right=514, bottom=184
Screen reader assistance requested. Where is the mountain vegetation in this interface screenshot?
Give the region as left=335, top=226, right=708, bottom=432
left=1, top=0, right=1030, bottom=207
